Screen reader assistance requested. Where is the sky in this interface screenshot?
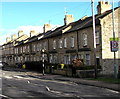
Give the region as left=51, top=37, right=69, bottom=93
left=0, top=0, right=119, bottom=45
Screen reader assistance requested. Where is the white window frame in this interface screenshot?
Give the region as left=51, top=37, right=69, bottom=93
left=83, top=33, right=87, bottom=46
left=39, top=43, right=42, bottom=51
left=64, top=38, right=67, bottom=48
left=37, top=43, right=39, bottom=51
left=53, top=55, right=57, bottom=63
left=44, top=42, right=47, bottom=50
left=71, top=36, right=74, bottom=48
left=85, top=54, right=90, bottom=65
left=65, top=55, right=70, bottom=64
left=27, top=45, right=30, bottom=52
left=50, top=54, right=52, bottom=63
left=23, top=46, right=25, bottom=53
left=96, top=31, right=100, bottom=45
left=21, top=47, right=23, bottom=53
left=33, top=44, right=36, bottom=52
left=64, top=55, right=67, bottom=64
left=53, top=40, right=56, bottom=49
left=59, top=39, right=63, bottom=48
left=25, top=46, right=27, bottom=53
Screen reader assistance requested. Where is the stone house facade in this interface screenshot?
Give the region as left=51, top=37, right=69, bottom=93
left=2, top=1, right=120, bottom=76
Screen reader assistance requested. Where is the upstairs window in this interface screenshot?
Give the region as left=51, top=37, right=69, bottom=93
left=53, top=40, right=56, bottom=49
left=39, top=43, right=42, bottom=51
left=83, top=33, right=87, bottom=46
left=64, top=38, right=67, bottom=48
left=27, top=46, right=30, bottom=52
left=24, top=46, right=27, bottom=53
left=37, top=43, right=39, bottom=51
left=71, top=36, right=74, bottom=48
left=15, top=48, right=17, bottom=54
left=59, top=39, right=63, bottom=48
left=20, top=47, right=23, bottom=53
left=96, top=31, right=100, bottom=44
left=44, top=42, right=47, bottom=50
left=17, top=48, right=18, bottom=54
left=33, top=44, right=36, bottom=52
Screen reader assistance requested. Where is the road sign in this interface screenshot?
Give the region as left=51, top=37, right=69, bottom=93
left=110, top=40, right=119, bottom=52
left=110, top=38, right=119, bottom=52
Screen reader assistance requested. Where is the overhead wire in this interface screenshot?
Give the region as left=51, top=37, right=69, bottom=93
left=36, top=2, right=92, bottom=26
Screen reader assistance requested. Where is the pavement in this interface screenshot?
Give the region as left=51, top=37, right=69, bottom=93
left=37, top=74, right=120, bottom=92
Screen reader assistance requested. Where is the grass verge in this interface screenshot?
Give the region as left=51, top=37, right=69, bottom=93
left=87, top=77, right=120, bottom=84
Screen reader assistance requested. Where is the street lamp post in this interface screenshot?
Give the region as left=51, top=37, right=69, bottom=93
left=42, top=49, right=45, bottom=76
left=91, top=0, right=97, bottom=79
left=112, top=0, right=117, bottom=78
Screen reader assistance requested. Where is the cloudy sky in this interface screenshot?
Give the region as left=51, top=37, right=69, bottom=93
left=0, top=1, right=119, bottom=45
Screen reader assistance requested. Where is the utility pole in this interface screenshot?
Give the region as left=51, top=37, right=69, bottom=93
left=42, top=49, right=45, bottom=76
left=112, top=0, right=117, bottom=78
left=91, top=0, right=97, bottom=79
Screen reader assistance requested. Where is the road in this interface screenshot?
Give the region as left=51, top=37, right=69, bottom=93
left=0, top=67, right=120, bottom=99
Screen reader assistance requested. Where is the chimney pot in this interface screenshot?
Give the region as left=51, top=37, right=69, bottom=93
left=11, top=34, right=17, bottom=41
left=43, top=24, right=51, bottom=33
left=18, top=30, right=23, bottom=37
left=30, top=30, right=36, bottom=37
left=64, top=14, right=74, bottom=25
left=6, top=37, right=11, bottom=43
left=97, top=0, right=111, bottom=14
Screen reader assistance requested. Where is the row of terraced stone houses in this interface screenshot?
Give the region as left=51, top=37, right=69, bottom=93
left=1, top=1, right=120, bottom=76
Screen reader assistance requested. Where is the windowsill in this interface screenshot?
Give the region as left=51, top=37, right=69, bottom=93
left=83, top=45, right=87, bottom=47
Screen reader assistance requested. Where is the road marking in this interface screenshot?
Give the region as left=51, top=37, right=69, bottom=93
left=0, top=94, right=12, bottom=99
left=46, top=86, right=50, bottom=91
left=13, top=76, right=23, bottom=79
left=106, top=89, right=120, bottom=94
left=4, top=76, right=12, bottom=79
left=27, top=80, right=30, bottom=83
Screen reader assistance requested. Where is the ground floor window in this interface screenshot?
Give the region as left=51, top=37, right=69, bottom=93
left=53, top=55, right=57, bottom=64
left=49, top=54, right=57, bottom=64
left=85, top=54, right=90, bottom=65
left=71, top=55, right=77, bottom=61
left=78, top=54, right=83, bottom=60
left=64, top=55, right=70, bottom=64
left=49, top=54, right=52, bottom=63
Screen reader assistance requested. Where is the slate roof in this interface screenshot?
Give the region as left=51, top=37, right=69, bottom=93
left=65, top=7, right=119, bottom=33
left=12, top=6, right=119, bottom=46
left=3, top=34, right=28, bottom=46
left=40, top=25, right=66, bottom=40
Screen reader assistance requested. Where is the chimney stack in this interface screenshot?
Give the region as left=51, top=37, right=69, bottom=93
left=11, top=34, right=17, bottom=41
left=30, top=30, right=36, bottom=37
left=64, top=14, right=74, bottom=25
left=6, top=37, right=11, bottom=43
left=43, top=24, right=51, bottom=33
left=18, top=30, right=23, bottom=37
left=97, top=0, right=111, bottom=14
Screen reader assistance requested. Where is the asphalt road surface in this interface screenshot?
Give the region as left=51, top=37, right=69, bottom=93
left=0, top=67, right=120, bottom=99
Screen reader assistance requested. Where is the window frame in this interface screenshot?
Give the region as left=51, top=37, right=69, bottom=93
left=64, top=37, right=67, bottom=48
left=53, top=40, right=56, bottom=49
left=59, top=39, right=63, bottom=48
left=95, top=31, right=100, bottom=45
left=70, top=36, right=75, bottom=48
left=83, top=33, right=87, bottom=46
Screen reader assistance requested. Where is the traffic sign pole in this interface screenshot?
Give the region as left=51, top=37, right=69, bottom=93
left=112, top=0, right=117, bottom=79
